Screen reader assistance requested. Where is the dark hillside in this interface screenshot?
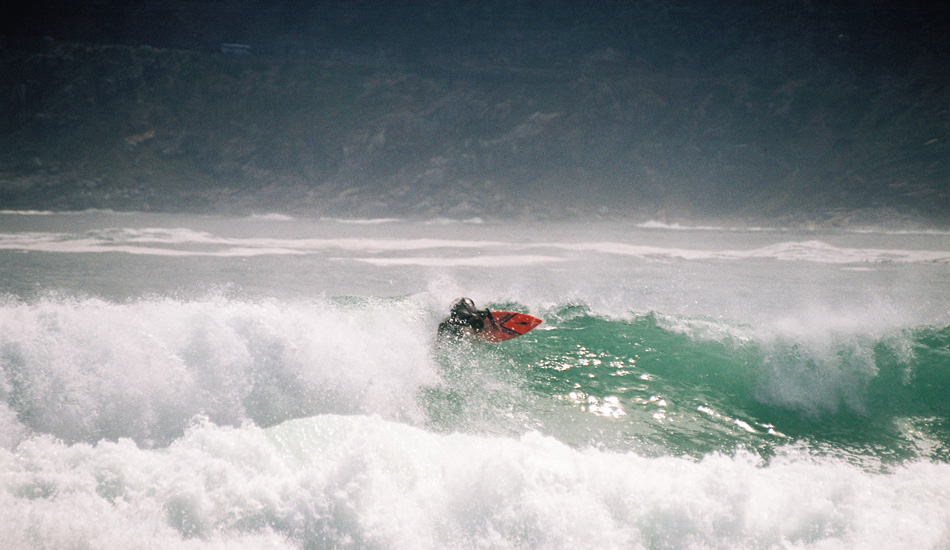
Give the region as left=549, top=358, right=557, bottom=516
left=1, top=1, right=948, bottom=225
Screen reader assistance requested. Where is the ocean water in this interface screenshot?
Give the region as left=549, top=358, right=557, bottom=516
left=1, top=210, right=949, bottom=549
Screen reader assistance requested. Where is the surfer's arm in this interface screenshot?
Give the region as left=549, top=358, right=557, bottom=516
left=480, top=309, right=500, bottom=331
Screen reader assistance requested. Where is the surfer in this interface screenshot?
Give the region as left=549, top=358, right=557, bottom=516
left=438, top=297, right=498, bottom=339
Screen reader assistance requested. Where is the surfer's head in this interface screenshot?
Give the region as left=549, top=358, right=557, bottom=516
left=450, top=297, right=481, bottom=321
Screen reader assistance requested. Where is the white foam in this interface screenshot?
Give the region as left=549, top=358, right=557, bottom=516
left=848, top=227, right=950, bottom=236
left=346, top=254, right=565, bottom=267
left=319, top=217, right=404, bottom=224
left=636, top=220, right=727, bottom=231
left=0, top=209, right=55, bottom=215
left=742, top=240, right=950, bottom=264
left=3, top=223, right=949, bottom=266
left=1, top=415, right=948, bottom=549
left=247, top=213, right=296, bottom=221
left=544, top=240, right=950, bottom=264
left=0, top=230, right=508, bottom=257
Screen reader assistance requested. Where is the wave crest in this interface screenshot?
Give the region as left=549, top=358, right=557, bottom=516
left=0, top=295, right=436, bottom=447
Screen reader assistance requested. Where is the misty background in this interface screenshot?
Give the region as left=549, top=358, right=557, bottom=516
left=1, top=0, right=948, bottom=226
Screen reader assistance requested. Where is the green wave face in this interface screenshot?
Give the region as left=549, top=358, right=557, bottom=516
left=428, top=306, right=950, bottom=464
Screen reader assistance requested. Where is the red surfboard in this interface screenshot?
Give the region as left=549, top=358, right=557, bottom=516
left=474, top=311, right=543, bottom=342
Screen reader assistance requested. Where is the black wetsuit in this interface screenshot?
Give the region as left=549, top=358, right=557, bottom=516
left=437, top=300, right=492, bottom=338
left=437, top=314, right=488, bottom=338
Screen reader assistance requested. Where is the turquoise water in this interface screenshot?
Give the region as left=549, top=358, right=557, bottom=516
left=1, top=211, right=949, bottom=548
left=427, top=308, right=950, bottom=464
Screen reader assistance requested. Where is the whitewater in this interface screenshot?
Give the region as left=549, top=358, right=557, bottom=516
left=1, top=210, right=949, bottom=549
